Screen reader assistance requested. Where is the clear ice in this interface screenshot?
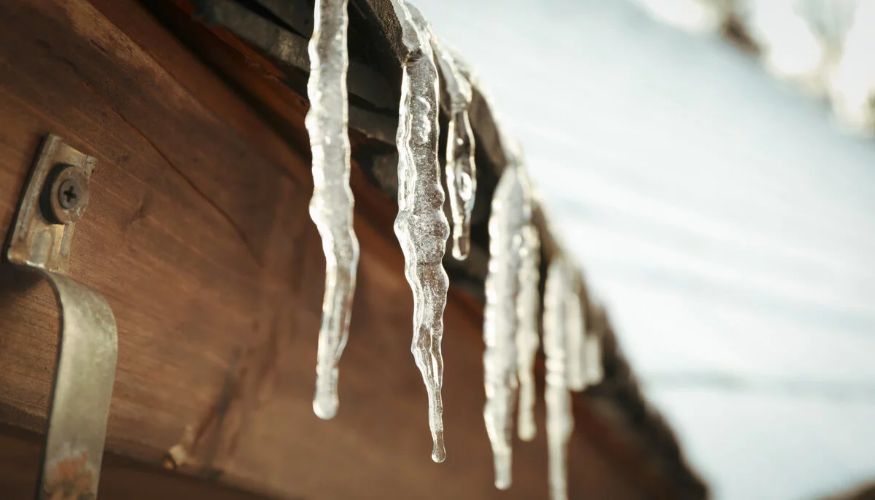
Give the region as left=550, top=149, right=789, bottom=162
left=544, top=259, right=606, bottom=498
left=515, top=169, right=540, bottom=442
left=483, top=162, right=536, bottom=489
left=584, top=328, right=604, bottom=386
left=391, top=0, right=450, bottom=464
left=432, top=40, right=476, bottom=260
left=565, top=274, right=587, bottom=392
left=305, top=0, right=360, bottom=420
left=543, top=257, right=577, bottom=500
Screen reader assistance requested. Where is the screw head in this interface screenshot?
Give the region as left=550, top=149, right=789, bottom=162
left=46, top=165, right=90, bottom=224
left=57, top=178, right=82, bottom=210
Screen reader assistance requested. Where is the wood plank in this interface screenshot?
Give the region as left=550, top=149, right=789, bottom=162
left=0, top=0, right=652, bottom=498
left=0, top=425, right=267, bottom=499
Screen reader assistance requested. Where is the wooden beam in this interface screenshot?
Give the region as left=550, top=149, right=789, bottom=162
left=0, top=425, right=266, bottom=499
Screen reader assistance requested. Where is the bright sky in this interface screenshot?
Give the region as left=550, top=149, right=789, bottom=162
left=414, top=0, right=875, bottom=498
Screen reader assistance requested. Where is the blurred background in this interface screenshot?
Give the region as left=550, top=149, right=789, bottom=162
left=414, top=0, right=875, bottom=498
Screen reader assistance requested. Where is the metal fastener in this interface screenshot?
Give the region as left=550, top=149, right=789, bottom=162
left=6, top=135, right=116, bottom=500
left=57, top=177, right=82, bottom=209
left=44, top=164, right=90, bottom=224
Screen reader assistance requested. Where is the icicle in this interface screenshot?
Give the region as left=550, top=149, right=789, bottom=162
left=391, top=0, right=450, bottom=464
left=573, top=277, right=605, bottom=389
left=515, top=178, right=541, bottom=442
left=483, top=162, right=534, bottom=489
left=306, top=0, right=359, bottom=420
left=584, top=331, right=604, bottom=386
left=565, top=274, right=587, bottom=392
left=432, top=40, right=477, bottom=260
left=543, top=258, right=577, bottom=500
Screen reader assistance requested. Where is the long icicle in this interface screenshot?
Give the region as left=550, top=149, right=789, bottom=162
left=483, top=162, right=532, bottom=489
left=582, top=298, right=604, bottom=388
left=544, top=257, right=576, bottom=500
left=432, top=40, right=477, bottom=260
left=515, top=177, right=541, bottom=441
left=584, top=331, right=604, bottom=386
left=306, top=0, right=359, bottom=420
left=391, top=0, right=450, bottom=463
left=565, top=273, right=587, bottom=392
left=573, top=277, right=604, bottom=388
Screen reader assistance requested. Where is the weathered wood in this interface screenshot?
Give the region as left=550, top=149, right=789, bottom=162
left=0, top=0, right=659, bottom=498
left=0, top=425, right=266, bottom=499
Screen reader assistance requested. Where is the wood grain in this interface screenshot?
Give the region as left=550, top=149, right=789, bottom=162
left=0, top=425, right=267, bottom=499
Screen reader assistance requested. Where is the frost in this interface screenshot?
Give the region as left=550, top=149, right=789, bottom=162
left=515, top=181, right=541, bottom=442
left=543, top=257, right=578, bottom=500
left=483, top=162, right=537, bottom=489
left=305, top=0, right=359, bottom=420
left=432, top=40, right=477, bottom=260
left=391, top=0, right=451, bottom=464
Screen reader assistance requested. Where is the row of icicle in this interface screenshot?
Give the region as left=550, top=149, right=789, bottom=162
left=304, top=0, right=604, bottom=497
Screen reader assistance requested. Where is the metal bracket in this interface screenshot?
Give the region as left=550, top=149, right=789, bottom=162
left=6, top=135, right=118, bottom=499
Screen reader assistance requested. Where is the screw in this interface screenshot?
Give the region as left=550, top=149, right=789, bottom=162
left=57, top=178, right=82, bottom=210
left=44, top=165, right=90, bottom=224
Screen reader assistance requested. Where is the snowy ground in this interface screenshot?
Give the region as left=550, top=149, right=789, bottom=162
left=413, top=0, right=875, bottom=498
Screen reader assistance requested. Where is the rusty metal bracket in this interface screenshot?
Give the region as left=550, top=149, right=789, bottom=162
left=6, top=134, right=118, bottom=499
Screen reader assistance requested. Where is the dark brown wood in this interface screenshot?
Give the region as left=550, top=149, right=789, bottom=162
left=0, top=425, right=268, bottom=499
left=0, top=0, right=700, bottom=498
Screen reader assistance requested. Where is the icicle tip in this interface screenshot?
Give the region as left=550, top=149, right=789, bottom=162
left=493, top=453, right=512, bottom=490
left=518, top=418, right=537, bottom=442
left=313, top=397, right=338, bottom=420
left=451, top=231, right=470, bottom=260
left=313, top=372, right=339, bottom=420
left=431, top=439, right=447, bottom=463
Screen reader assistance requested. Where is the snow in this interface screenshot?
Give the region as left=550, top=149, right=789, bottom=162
left=414, top=0, right=875, bottom=497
